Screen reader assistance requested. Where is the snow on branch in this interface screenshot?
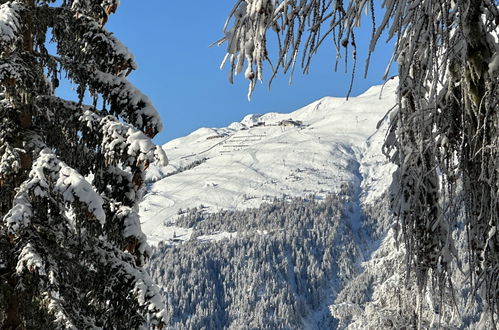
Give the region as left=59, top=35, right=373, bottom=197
left=16, top=243, right=46, bottom=275
left=3, top=146, right=106, bottom=235
left=31, top=95, right=166, bottom=211
left=0, top=141, right=21, bottom=179
left=133, top=277, right=166, bottom=324
left=47, top=296, right=78, bottom=330
left=0, top=55, right=27, bottom=84
left=0, top=55, right=48, bottom=98
left=16, top=242, right=96, bottom=329
left=15, top=241, right=99, bottom=329
left=53, top=157, right=106, bottom=223
left=70, top=0, right=120, bottom=26
left=3, top=194, right=33, bottom=235
left=0, top=1, right=24, bottom=51
left=219, top=0, right=376, bottom=98
left=54, top=9, right=136, bottom=77
left=80, top=108, right=167, bottom=168
left=88, top=70, right=163, bottom=137
left=53, top=60, right=163, bottom=137
left=96, top=240, right=167, bottom=327
left=34, top=95, right=167, bottom=169
left=112, top=205, right=150, bottom=260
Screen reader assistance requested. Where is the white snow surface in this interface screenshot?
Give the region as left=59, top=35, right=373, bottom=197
left=140, top=79, right=398, bottom=245
left=0, top=2, right=22, bottom=45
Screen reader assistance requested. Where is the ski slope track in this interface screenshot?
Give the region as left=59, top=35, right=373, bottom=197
left=140, top=79, right=398, bottom=246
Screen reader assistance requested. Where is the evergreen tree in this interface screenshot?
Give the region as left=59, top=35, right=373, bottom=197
left=218, top=0, right=498, bottom=318
left=0, top=0, right=167, bottom=328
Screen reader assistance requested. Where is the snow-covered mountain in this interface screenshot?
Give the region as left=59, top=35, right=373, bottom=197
left=140, top=79, right=400, bottom=328
left=140, top=79, right=397, bottom=245
left=141, top=79, right=493, bottom=329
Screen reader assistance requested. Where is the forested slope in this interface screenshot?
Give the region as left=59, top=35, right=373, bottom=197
left=148, top=192, right=366, bottom=329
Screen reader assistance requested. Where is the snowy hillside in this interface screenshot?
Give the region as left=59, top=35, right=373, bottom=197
left=140, top=79, right=398, bottom=245
left=139, top=78, right=403, bottom=326
left=141, top=79, right=494, bottom=329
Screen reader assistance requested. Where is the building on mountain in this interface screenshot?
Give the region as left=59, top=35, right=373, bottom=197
left=279, top=119, right=303, bottom=127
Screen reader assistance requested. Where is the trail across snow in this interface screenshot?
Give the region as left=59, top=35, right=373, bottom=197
left=139, top=79, right=398, bottom=245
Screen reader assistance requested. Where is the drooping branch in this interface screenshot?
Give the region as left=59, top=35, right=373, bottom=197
left=53, top=8, right=137, bottom=76
left=217, top=0, right=377, bottom=98
left=54, top=58, right=163, bottom=137
left=220, top=0, right=499, bottom=318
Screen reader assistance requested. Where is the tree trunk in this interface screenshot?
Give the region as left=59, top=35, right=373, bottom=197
left=4, top=278, right=22, bottom=330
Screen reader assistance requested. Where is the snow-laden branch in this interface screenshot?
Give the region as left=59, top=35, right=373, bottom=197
left=219, top=0, right=376, bottom=98
left=90, top=70, right=163, bottom=136
left=80, top=108, right=167, bottom=168
left=95, top=240, right=167, bottom=327
left=34, top=95, right=167, bottom=170
left=54, top=9, right=136, bottom=76
left=0, top=1, right=24, bottom=50
left=0, top=55, right=28, bottom=83
left=4, top=147, right=106, bottom=234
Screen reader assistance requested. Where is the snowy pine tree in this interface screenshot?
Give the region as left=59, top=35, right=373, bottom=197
left=0, top=0, right=167, bottom=328
left=218, top=0, right=499, bottom=319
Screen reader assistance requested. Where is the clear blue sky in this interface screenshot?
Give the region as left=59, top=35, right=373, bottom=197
left=84, top=2, right=397, bottom=144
